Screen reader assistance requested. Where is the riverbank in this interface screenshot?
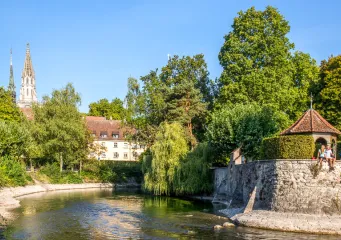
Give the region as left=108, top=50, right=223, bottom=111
left=220, top=208, right=341, bottom=235
left=0, top=182, right=140, bottom=225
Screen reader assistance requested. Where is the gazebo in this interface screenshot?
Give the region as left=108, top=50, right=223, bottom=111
left=280, top=108, right=341, bottom=154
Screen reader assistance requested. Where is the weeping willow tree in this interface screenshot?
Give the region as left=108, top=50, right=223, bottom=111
left=143, top=122, right=188, bottom=196
left=173, top=143, right=213, bottom=195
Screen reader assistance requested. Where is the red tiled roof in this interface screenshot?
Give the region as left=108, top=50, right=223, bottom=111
left=86, top=116, right=133, bottom=140
left=20, top=107, right=34, bottom=120
left=280, top=109, right=341, bottom=135
left=85, top=116, right=106, bottom=121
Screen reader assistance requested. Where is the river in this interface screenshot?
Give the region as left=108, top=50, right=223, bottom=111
left=0, top=189, right=338, bottom=239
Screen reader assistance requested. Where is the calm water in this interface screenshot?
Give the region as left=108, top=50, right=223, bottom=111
left=1, top=189, right=339, bottom=240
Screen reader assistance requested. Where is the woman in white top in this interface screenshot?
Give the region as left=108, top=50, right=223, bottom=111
left=325, top=145, right=335, bottom=170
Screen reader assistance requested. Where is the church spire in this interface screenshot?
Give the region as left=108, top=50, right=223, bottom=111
left=8, top=48, right=16, bottom=103
left=18, top=43, right=37, bottom=108
left=22, top=43, right=35, bottom=78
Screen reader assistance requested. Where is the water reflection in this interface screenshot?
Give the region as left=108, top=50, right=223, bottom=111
left=1, top=189, right=340, bottom=240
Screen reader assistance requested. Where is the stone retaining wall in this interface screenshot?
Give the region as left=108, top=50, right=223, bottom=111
left=214, top=160, right=341, bottom=215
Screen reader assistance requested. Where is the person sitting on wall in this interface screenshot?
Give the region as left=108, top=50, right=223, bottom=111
left=318, top=145, right=326, bottom=168
left=325, top=145, right=335, bottom=170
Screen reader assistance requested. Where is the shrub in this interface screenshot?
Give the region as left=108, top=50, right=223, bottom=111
left=39, top=163, right=83, bottom=184
left=206, top=104, right=289, bottom=165
left=0, top=156, right=29, bottom=187
left=262, top=135, right=315, bottom=159
left=82, top=160, right=142, bottom=183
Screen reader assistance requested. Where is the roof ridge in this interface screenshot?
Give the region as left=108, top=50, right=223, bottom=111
left=281, top=109, right=341, bottom=135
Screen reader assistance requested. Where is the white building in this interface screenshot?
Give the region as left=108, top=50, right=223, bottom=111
left=18, top=43, right=38, bottom=108
left=86, top=116, right=145, bottom=161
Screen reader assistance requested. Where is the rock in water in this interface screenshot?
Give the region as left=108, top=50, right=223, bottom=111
left=223, top=222, right=235, bottom=227
left=214, top=225, right=223, bottom=230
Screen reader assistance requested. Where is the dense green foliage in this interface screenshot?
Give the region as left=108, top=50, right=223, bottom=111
left=337, top=142, right=341, bottom=160
left=206, top=104, right=287, bottom=165
left=0, top=121, right=32, bottom=158
left=143, top=122, right=189, bottom=195
left=313, top=55, right=341, bottom=129
left=32, top=83, right=90, bottom=172
left=39, top=163, right=83, bottom=184
left=0, top=87, right=22, bottom=122
left=173, top=143, right=213, bottom=195
left=125, top=55, right=213, bottom=146
left=0, top=156, right=30, bottom=186
left=82, top=160, right=142, bottom=183
left=88, top=98, right=125, bottom=120
left=216, top=6, right=318, bottom=120
left=262, top=135, right=315, bottom=159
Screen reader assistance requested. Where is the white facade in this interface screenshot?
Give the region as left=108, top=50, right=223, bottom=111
left=91, top=139, right=145, bottom=161
left=18, top=43, right=37, bottom=108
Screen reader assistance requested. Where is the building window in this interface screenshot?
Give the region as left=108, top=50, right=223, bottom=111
left=124, top=143, right=128, bottom=149
left=101, top=142, right=106, bottom=147
left=27, top=88, right=29, bottom=96
left=140, top=145, right=145, bottom=149
left=101, top=152, right=106, bottom=158
left=113, top=152, right=119, bottom=158
left=124, top=152, right=128, bottom=159
left=133, top=152, right=139, bottom=158
left=113, top=142, right=118, bottom=148
left=100, top=131, right=108, bottom=138
left=112, top=133, right=119, bottom=139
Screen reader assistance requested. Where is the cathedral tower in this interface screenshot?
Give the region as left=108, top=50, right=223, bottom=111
left=18, top=43, right=37, bottom=108
left=8, top=48, right=16, bottom=103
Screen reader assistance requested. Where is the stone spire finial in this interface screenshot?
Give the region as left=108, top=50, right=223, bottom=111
left=22, top=43, right=35, bottom=78
left=18, top=43, right=38, bottom=108
left=310, top=93, right=313, bottom=109
left=8, top=48, right=16, bottom=103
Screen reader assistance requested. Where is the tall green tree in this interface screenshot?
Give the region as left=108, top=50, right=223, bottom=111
left=160, top=55, right=211, bottom=144
left=217, top=6, right=318, bottom=120
left=88, top=98, right=125, bottom=120
left=313, top=55, right=341, bottom=129
left=32, top=83, right=90, bottom=172
left=206, top=104, right=287, bottom=165
left=0, top=87, right=22, bottom=122
left=126, top=54, right=213, bottom=146
left=142, top=122, right=188, bottom=195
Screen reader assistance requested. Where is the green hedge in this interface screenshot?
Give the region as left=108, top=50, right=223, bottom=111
left=337, top=141, right=341, bottom=160
left=262, top=135, right=315, bottom=159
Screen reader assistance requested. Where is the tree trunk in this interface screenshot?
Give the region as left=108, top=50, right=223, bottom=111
left=79, top=160, right=82, bottom=174
left=60, top=153, right=63, bottom=173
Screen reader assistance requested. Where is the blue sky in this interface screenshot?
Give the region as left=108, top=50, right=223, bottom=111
left=1, top=0, right=341, bottom=112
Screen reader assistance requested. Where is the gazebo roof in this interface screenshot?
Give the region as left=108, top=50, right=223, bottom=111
left=280, top=109, right=341, bottom=136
